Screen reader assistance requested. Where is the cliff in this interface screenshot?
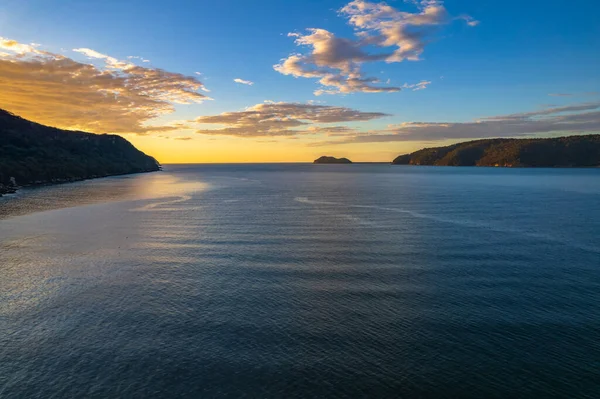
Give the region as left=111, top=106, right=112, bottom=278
left=0, top=109, right=160, bottom=195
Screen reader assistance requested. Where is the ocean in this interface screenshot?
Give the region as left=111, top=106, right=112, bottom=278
left=1, top=164, right=599, bottom=398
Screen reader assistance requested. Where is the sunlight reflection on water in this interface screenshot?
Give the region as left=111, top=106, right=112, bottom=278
left=0, top=171, right=209, bottom=219
left=1, top=165, right=600, bottom=398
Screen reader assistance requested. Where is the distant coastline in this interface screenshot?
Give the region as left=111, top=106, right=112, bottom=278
left=311, top=135, right=600, bottom=168
left=4, top=106, right=599, bottom=199
left=391, top=135, right=600, bottom=167
left=0, top=109, right=160, bottom=197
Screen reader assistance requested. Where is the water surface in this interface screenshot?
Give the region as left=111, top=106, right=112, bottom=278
left=1, top=164, right=599, bottom=398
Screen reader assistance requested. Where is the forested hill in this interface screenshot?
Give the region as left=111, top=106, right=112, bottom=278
left=0, top=109, right=160, bottom=195
left=392, top=135, right=600, bottom=167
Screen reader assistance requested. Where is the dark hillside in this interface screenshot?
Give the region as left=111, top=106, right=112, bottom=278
left=0, top=109, right=159, bottom=195
left=393, top=136, right=600, bottom=167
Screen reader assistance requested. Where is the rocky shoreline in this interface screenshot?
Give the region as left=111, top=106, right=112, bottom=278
left=0, top=183, right=17, bottom=196
left=0, top=170, right=160, bottom=198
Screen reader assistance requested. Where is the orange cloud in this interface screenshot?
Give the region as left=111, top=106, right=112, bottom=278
left=0, top=37, right=209, bottom=134
left=194, top=101, right=388, bottom=137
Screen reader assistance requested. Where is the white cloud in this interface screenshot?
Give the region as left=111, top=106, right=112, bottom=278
left=274, top=0, right=477, bottom=95
left=73, top=47, right=133, bottom=69
left=128, top=55, right=151, bottom=63
left=233, top=78, right=254, bottom=86
left=0, top=37, right=41, bottom=55
left=403, top=80, right=431, bottom=91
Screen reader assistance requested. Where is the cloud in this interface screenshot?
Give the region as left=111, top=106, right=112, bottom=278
left=481, top=103, right=600, bottom=121
left=275, top=31, right=401, bottom=95
left=403, top=80, right=431, bottom=91
left=457, top=15, right=480, bottom=27
left=549, top=92, right=599, bottom=97
left=274, top=0, right=477, bottom=95
left=128, top=55, right=151, bottom=63
left=73, top=47, right=133, bottom=69
left=0, top=37, right=41, bottom=54
left=0, top=37, right=209, bottom=134
left=174, top=137, right=193, bottom=141
left=194, top=101, right=388, bottom=137
left=312, top=102, right=600, bottom=144
left=233, top=78, right=254, bottom=86
left=306, top=125, right=359, bottom=136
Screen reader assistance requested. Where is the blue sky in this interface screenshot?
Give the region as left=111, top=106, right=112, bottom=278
left=1, top=0, right=599, bottom=161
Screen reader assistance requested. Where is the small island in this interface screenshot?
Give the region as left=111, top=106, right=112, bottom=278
left=314, top=156, right=353, bottom=164
left=392, top=135, right=600, bottom=167
left=0, top=109, right=160, bottom=196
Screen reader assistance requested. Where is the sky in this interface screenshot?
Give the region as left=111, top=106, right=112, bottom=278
left=0, top=0, right=599, bottom=163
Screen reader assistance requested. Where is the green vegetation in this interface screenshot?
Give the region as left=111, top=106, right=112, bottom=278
left=0, top=109, right=160, bottom=195
left=392, top=135, right=600, bottom=167
left=314, top=156, right=353, bottom=164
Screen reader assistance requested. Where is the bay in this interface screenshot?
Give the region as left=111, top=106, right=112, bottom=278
left=1, top=164, right=599, bottom=398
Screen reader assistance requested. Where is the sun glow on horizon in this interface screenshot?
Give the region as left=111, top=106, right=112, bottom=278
left=0, top=0, right=598, bottom=162
left=127, top=134, right=421, bottom=164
